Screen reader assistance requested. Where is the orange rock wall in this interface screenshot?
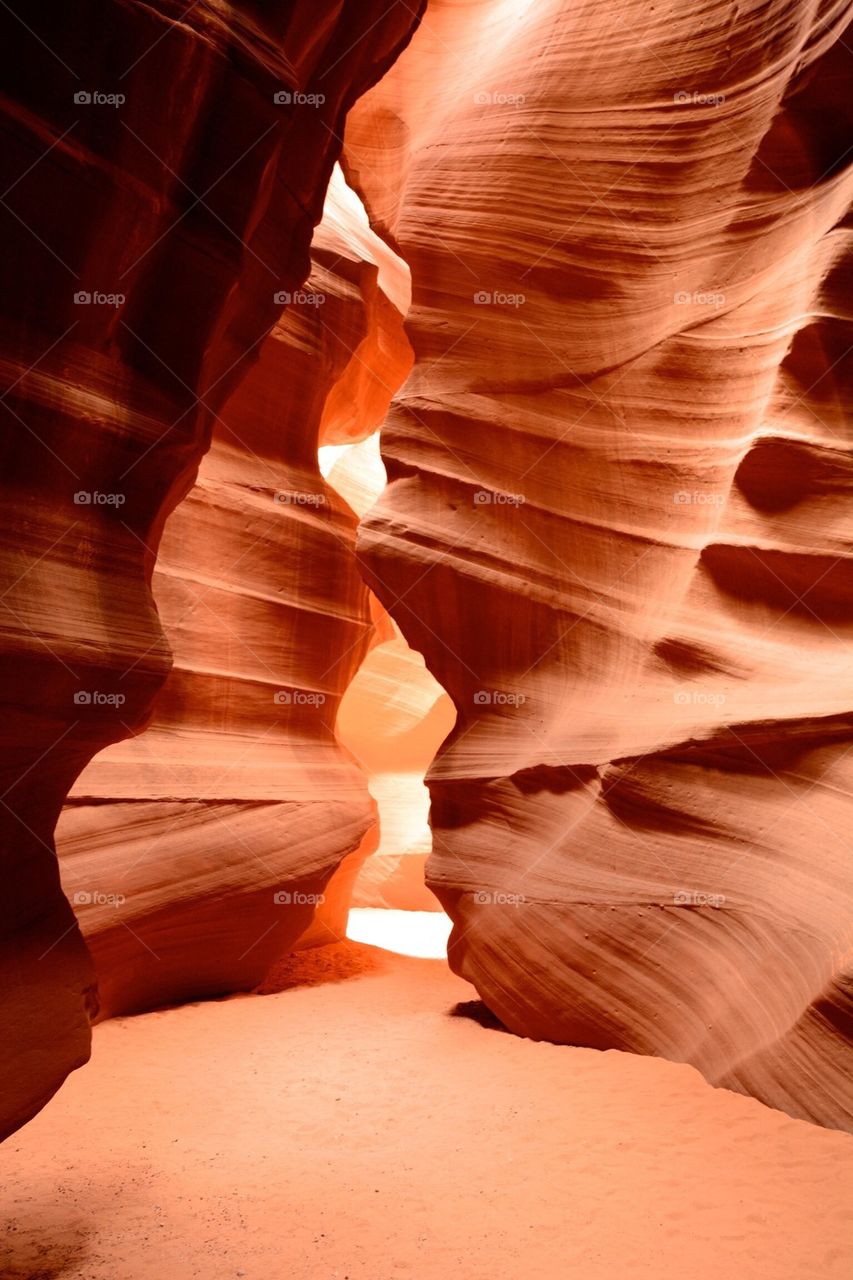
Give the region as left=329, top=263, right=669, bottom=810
left=0, top=0, right=424, bottom=1140
left=348, top=0, right=853, bottom=1129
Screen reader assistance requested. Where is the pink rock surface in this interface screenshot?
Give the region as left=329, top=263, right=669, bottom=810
left=347, top=0, right=853, bottom=1128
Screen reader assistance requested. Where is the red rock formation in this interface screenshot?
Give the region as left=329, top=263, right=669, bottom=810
left=55, top=167, right=414, bottom=1017
left=0, top=1, right=423, bottom=1139
left=347, top=0, right=853, bottom=1128
left=3, top=0, right=851, bottom=1144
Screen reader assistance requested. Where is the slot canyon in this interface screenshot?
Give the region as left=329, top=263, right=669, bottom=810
left=0, top=1, right=852, bottom=1277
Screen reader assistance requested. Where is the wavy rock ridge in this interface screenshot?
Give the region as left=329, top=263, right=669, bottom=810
left=56, top=166, right=415, bottom=1017
left=347, top=0, right=853, bottom=1128
left=0, top=0, right=424, bottom=1139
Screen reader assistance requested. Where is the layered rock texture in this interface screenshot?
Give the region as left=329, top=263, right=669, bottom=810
left=346, top=0, right=853, bottom=1129
left=0, top=1, right=423, bottom=1139
left=56, top=165, right=415, bottom=1018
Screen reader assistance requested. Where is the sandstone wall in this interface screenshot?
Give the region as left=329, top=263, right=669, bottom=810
left=0, top=0, right=423, bottom=1140
left=347, top=0, right=853, bottom=1129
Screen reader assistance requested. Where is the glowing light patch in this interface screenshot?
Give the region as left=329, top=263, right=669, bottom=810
left=346, top=908, right=451, bottom=959
left=317, top=442, right=352, bottom=480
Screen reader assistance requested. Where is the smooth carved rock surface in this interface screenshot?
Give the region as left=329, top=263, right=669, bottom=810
left=0, top=1, right=423, bottom=1139
left=57, top=167, right=414, bottom=1017
left=347, top=0, right=853, bottom=1128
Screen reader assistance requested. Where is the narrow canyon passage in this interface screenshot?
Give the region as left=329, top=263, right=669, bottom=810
left=1, top=1, right=853, bottom=1277
left=53, top=161, right=448, bottom=1008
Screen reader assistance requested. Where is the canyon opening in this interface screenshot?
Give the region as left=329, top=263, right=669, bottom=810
left=1, top=3, right=852, bottom=1279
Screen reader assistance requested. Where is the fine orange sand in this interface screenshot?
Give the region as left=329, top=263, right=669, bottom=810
left=2, top=942, right=852, bottom=1280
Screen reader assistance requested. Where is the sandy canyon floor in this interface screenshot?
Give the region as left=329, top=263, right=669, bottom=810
left=2, top=941, right=852, bottom=1280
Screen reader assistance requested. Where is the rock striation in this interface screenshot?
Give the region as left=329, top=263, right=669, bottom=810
left=347, top=0, right=853, bottom=1129
left=56, top=165, right=415, bottom=1017
left=0, top=0, right=423, bottom=1139
left=1, top=0, right=851, bottom=1142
